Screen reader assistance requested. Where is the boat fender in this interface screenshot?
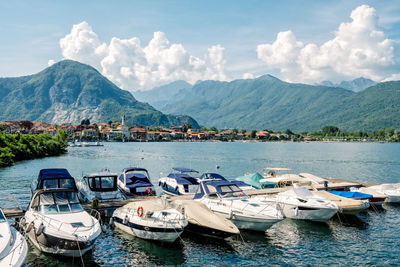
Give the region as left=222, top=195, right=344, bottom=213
left=91, top=198, right=100, bottom=209
left=36, top=223, right=44, bottom=236
left=175, top=186, right=178, bottom=192
left=158, top=181, right=161, bottom=186
left=123, top=215, right=129, bottom=225
left=26, top=221, right=34, bottom=233
left=137, top=206, right=144, bottom=217
left=145, top=187, right=153, bottom=195
left=228, top=211, right=233, bottom=219
left=295, top=207, right=299, bottom=217
left=109, top=217, right=114, bottom=227
left=163, top=182, right=167, bottom=188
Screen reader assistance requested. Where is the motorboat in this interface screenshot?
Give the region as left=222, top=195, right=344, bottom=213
left=111, top=198, right=187, bottom=243
left=0, top=209, right=28, bottom=266
left=23, top=188, right=102, bottom=257
left=313, top=190, right=370, bottom=215
left=118, top=167, right=156, bottom=198
left=350, top=187, right=387, bottom=206
left=269, top=187, right=339, bottom=222
left=158, top=167, right=200, bottom=196
left=31, top=168, right=77, bottom=193
left=194, top=179, right=284, bottom=231
left=168, top=198, right=240, bottom=239
left=367, top=184, right=400, bottom=203
left=77, top=171, right=125, bottom=203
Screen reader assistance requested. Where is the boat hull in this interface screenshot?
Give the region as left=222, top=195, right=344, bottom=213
left=280, top=203, right=337, bottom=222
left=113, top=217, right=183, bottom=243
left=215, top=211, right=279, bottom=231
left=26, top=229, right=95, bottom=257
left=386, top=195, right=400, bottom=203
left=184, top=222, right=238, bottom=239
left=0, top=227, right=28, bottom=267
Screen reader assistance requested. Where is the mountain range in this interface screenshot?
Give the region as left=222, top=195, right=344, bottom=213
left=145, top=75, right=400, bottom=132
left=0, top=60, right=199, bottom=128
left=320, top=77, right=376, bottom=92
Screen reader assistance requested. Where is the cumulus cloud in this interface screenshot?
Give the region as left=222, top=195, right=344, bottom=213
left=257, top=5, right=399, bottom=83
left=59, top=22, right=228, bottom=90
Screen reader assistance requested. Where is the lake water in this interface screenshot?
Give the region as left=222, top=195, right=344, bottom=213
left=1, top=142, right=400, bottom=266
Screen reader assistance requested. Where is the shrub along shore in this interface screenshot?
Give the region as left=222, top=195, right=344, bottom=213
left=0, top=130, right=68, bottom=168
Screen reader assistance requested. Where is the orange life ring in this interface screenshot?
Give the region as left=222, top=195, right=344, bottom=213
left=145, top=186, right=153, bottom=195
left=137, top=206, right=144, bottom=217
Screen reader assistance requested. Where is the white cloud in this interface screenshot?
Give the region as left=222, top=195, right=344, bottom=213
left=59, top=22, right=228, bottom=90
left=47, top=59, right=55, bottom=66
left=257, top=5, right=399, bottom=83
left=243, top=73, right=254, bottom=79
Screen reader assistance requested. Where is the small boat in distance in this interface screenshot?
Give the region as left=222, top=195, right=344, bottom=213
left=23, top=188, right=102, bottom=257
left=77, top=171, right=125, bottom=203
left=31, top=168, right=76, bottom=193
left=367, top=183, right=400, bottom=203
left=112, top=198, right=187, bottom=243
left=0, top=209, right=28, bottom=267
left=158, top=167, right=200, bottom=196
left=118, top=167, right=156, bottom=198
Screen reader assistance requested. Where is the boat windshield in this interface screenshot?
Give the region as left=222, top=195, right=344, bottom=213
left=0, top=211, right=6, bottom=222
left=41, top=178, right=75, bottom=190
left=206, top=183, right=245, bottom=198
left=32, top=191, right=83, bottom=214
left=88, top=176, right=116, bottom=191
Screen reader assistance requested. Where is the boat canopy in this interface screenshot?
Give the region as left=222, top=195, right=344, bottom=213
left=194, top=180, right=243, bottom=199
left=29, top=188, right=83, bottom=214
left=172, top=167, right=199, bottom=173
left=167, top=173, right=199, bottom=185
left=233, top=172, right=277, bottom=189
left=84, top=174, right=118, bottom=192
left=119, top=171, right=153, bottom=189
left=200, top=173, right=227, bottom=180
left=36, top=168, right=76, bottom=190
left=327, top=190, right=373, bottom=199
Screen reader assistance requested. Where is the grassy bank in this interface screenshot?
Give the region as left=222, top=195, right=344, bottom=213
left=0, top=130, right=68, bottom=168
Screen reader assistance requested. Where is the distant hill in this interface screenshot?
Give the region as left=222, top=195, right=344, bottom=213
left=321, top=77, right=376, bottom=92
left=159, top=75, right=400, bottom=132
left=0, top=60, right=199, bottom=128
left=134, top=80, right=192, bottom=110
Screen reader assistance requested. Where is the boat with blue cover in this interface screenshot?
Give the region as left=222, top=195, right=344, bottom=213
left=327, top=190, right=373, bottom=199
left=30, top=168, right=76, bottom=193
left=117, top=167, right=156, bottom=198
left=158, top=167, right=200, bottom=196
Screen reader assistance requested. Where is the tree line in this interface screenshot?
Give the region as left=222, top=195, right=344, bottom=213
left=0, top=130, right=68, bottom=168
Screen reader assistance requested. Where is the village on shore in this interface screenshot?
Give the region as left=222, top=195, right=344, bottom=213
left=1, top=116, right=399, bottom=143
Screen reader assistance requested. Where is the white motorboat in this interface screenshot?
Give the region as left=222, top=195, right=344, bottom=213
left=118, top=167, right=156, bottom=198
left=273, top=187, right=339, bottom=222
left=77, top=172, right=125, bottom=203
left=23, top=188, right=102, bottom=257
left=0, top=209, right=28, bottom=267
left=366, top=184, right=400, bottom=203
left=158, top=167, right=200, bottom=196
left=194, top=179, right=284, bottom=231
left=112, top=198, right=187, bottom=243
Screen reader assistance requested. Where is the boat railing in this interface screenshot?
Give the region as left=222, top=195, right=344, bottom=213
left=32, top=211, right=100, bottom=239
left=2, top=232, right=26, bottom=265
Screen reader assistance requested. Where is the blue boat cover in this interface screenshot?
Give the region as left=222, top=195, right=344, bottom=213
left=200, top=173, right=228, bottom=180
left=172, top=167, right=199, bottom=173
left=38, top=168, right=73, bottom=180
left=194, top=180, right=242, bottom=199
left=119, top=172, right=153, bottom=189
left=327, top=190, right=373, bottom=199
left=167, top=173, right=199, bottom=185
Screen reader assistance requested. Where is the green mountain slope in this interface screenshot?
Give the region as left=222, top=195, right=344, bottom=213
left=0, top=60, right=199, bottom=127
left=160, top=75, right=400, bottom=131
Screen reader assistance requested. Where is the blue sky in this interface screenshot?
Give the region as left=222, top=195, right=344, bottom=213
left=1, top=0, right=399, bottom=89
